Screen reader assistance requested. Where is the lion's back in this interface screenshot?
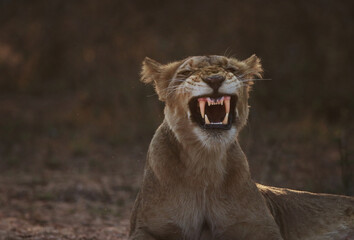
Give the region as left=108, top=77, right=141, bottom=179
left=258, top=184, right=354, bottom=240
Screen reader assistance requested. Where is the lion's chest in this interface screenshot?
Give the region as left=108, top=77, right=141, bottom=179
left=146, top=187, right=233, bottom=240
left=171, top=190, right=207, bottom=239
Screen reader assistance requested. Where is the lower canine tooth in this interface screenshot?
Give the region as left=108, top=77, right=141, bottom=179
left=222, top=113, right=229, bottom=125
left=224, top=97, right=230, bottom=113
left=205, top=114, right=211, bottom=124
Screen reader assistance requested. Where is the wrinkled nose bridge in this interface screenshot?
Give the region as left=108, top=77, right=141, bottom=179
left=202, top=75, right=225, bottom=91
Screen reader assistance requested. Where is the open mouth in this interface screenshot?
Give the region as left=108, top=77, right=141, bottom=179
left=188, top=94, right=237, bottom=130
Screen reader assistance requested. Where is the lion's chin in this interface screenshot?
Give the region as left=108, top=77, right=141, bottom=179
left=192, top=124, right=237, bottom=148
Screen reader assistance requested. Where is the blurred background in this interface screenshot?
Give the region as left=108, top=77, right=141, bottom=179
left=0, top=0, right=353, bottom=239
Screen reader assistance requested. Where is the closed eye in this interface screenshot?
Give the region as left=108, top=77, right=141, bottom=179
left=176, top=70, right=193, bottom=79
left=225, top=67, right=238, bottom=73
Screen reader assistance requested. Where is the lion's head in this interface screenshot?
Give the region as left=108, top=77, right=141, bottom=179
left=141, top=55, right=262, bottom=149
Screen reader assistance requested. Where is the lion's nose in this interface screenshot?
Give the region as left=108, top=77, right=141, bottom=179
left=202, top=75, right=225, bottom=91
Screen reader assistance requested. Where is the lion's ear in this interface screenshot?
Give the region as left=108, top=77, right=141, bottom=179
left=141, top=57, right=182, bottom=101
left=243, top=54, right=263, bottom=80
left=141, top=57, right=162, bottom=84
left=141, top=57, right=167, bottom=101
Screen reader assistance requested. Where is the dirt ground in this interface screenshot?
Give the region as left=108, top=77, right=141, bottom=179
left=0, top=148, right=143, bottom=240
left=0, top=149, right=143, bottom=240
left=0, top=177, right=132, bottom=240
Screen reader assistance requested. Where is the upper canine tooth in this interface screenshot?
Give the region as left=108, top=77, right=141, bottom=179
left=224, top=97, right=230, bottom=114
left=205, top=114, right=211, bottom=124
left=198, top=100, right=205, bottom=118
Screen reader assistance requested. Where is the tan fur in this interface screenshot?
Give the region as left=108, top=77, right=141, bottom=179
left=130, top=55, right=354, bottom=240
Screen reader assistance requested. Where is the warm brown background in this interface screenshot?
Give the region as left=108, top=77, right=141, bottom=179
left=0, top=0, right=353, bottom=239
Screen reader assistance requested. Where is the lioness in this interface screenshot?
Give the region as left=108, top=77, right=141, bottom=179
left=129, top=55, right=354, bottom=240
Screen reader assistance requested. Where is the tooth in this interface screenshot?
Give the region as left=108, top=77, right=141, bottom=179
left=206, top=98, right=211, bottom=106
left=199, top=100, right=205, bottom=118
left=205, top=114, right=210, bottom=124
left=224, top=97, right=230, bottom=113
left=222, top=113, right=229, bottom=125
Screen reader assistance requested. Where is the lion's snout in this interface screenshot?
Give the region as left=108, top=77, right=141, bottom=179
left=202, top=74, right=226, bottom=92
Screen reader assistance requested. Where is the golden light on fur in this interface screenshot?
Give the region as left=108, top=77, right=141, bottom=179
left=130, top=55, right=354, bottom=240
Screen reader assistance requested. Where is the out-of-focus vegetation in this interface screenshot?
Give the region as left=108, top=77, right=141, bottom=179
left=0, top=1, right=353, bottom=238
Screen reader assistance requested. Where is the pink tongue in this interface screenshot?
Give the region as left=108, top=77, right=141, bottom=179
left=198, top=96, right=227, bottom=101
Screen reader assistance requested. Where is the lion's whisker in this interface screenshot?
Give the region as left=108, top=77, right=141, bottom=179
left=239, top=78, right=272, bottom=83
left=236, top=69, right=262, bottom=79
